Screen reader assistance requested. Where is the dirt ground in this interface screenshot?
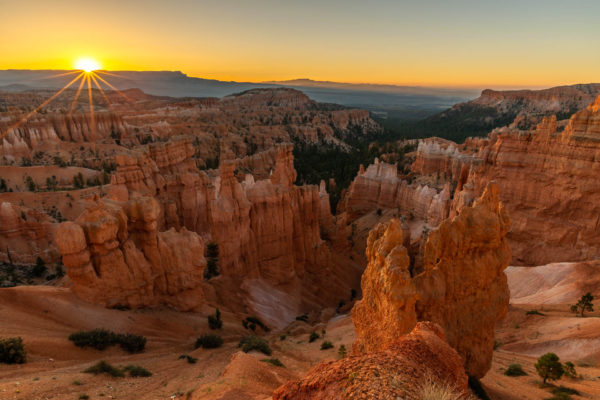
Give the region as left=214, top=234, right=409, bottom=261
left=2, top=270, right=600, bottom=399
left=0, top=286, right=353, bottom=400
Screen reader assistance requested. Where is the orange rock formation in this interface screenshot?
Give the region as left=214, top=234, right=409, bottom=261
left=352, top=183, right=510, bottom=378
left=411, top=96, right=600, bottom=265
left=273, top=322, right=468, bottom=400
left=55, top=195, right=206, bottom=309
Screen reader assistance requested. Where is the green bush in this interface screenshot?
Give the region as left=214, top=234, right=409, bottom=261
left=69, top=329, right=146, bottom=353
left=320, top=341, right=334, bottom=350
left=0, top=337, right=26, bottom=364
left=261, top=358, right=285, bottom=367
left=504, top=363, right=527, bottom=376
left=195, top=334, right=223, bottom=349
left=309, top=332, right=320, bottom=343
left=84, top=361, right=125, bottom=377
left=208, top=308, right=222, bottom=330
left=535, top=353, right=564, bottom=384
left=238, top=335, right=272, bottom=355
left=118, top=333, right=146, bottom=353
left=69, top=329, right=115, bottom=350
left=563, top=361, right=577, bottom=379
left=123, top=365, right=152, bottom=377
left=79, top=395, right=90, bottom=400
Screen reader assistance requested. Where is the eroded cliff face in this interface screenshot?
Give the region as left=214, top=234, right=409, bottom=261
left=0, top=202, right=58, bottom=264
left=352, top=183, right=510, bottom=378
left=410, top=96, right=600, bottom=266
left=56, top=138, right=360, bottom=324
left=0, top=112, right=131, bottom=160
left=273, top=322, right=468, bottom=400
left=340, top=159, right=451, bottom=226
left=55, top=195, right=206, bottom=310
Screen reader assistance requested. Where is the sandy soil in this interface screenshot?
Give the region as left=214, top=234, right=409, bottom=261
left=482, top=262, right=600, bottom=399
left=0, top=286, right=354, bottom=400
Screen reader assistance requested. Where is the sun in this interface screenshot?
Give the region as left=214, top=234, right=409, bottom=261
left=74, top=57, right=102, bottom=73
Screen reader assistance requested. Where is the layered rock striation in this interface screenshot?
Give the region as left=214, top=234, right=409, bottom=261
left=411, top=96, right=600, bottom=265
left=341, top=158, right=451, bottom=226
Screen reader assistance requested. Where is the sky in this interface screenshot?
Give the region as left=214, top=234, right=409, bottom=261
left=1, top=0, right=599, bottom=88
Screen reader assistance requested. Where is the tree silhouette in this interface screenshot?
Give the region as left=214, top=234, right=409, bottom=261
left=570, top=292, right=594, bottom=317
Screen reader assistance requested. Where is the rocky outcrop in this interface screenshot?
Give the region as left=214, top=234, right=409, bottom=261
left=341, top=158, right=451, bottom=226
left=55, top=195, right=206, bottom=309
left=0, top=112, right=130, bottom=160
left=456, top=97, right=600, bottom=265
left=273, top=322, right=468, bottom=400
left=0, top=202, right=58, bottom=264
left=352, top=183, right=510, bottom=378
left=408, top=96, right=600, bottom=265
left=57, top=139, right=359, bottom=322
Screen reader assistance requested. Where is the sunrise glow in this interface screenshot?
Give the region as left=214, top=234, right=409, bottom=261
left=74, top=57, right=101, bottom=73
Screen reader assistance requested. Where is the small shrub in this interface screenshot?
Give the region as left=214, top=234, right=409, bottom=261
left=123, top=365, right=152, bottom=377
left=420, top=375, right=467, bottom=400
left=338, top=344, right=347, bottom=359
left=84, top=361, right=125, bottom=377
left=208, top=308, right=222, bottom=330
left=320, top=341, right=334, bottom=350
left=242, top=316, right=270, bottom=332
left=493, top=339, right=502, bottom=350
left=195, top=334, right=223, bottom=349
left=69, top=329, right=146, bottom=353
left=295, top=314, right=308, bottom=322
left=179, top=354, right=197, bottom=364
left=261, top=358, right=285, bottom=367
left=504, top=363, right=527, bottom=376
left=552, top=385, right=580, bottom=399
left=117, top=333, right=146, bottom=353
left=526, top=310, right=546, bottom=316
left=309, top=332, right=320, bottom=343
left=79, top=395, right=90, bottom=400
left=563, top=361, right=577, bottom=379
left=73, top=380, right=83, bottom=386
left=279, top=334, right=287, bottom=341
left=0, top=337, right=27, bottom=364
left=238, top=335, right=272, bottom=355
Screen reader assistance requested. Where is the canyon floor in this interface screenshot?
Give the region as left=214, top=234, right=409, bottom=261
left=2, top=279, right=600, bottom=400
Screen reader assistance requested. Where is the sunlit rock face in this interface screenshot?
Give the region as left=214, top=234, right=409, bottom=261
left=410, top=96, right=600, bottom=266
left=352, top=183, right=511, bottom=378
left=273, top=322, right=469, bottom=400
left=57, top=139, right=360, bottom=325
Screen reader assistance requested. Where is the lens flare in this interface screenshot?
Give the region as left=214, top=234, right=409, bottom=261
left=74, top=57, right=101, bottom=72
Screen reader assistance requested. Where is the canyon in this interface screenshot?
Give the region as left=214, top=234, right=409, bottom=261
left=2, top=85, right=600, bottom=399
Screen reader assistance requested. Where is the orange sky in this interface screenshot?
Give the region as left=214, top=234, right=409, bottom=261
left=1, top=0, right=599, bottom=88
